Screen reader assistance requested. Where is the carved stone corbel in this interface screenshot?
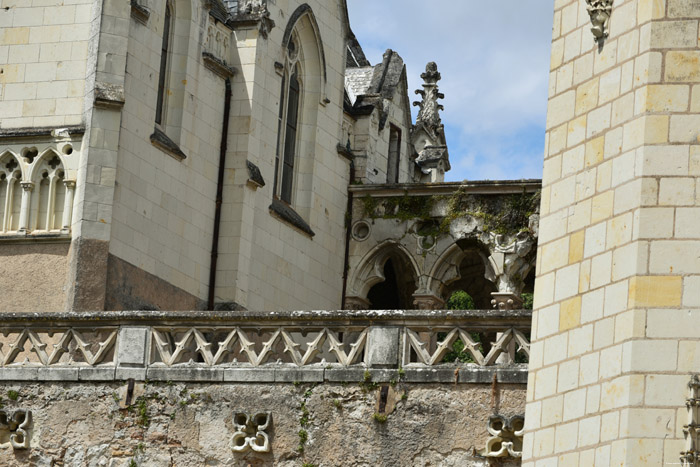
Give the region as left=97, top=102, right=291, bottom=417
left=412, top=293, right=445, bottom=310
left=585, top=0, right=613, bottom=44
left=344, top=296, right=371, bottom=310
left=231, top=0, right=275, bottom=39
left=482, top=231, right=535, bottom=298
left=0, top=409, right=31, bottom=449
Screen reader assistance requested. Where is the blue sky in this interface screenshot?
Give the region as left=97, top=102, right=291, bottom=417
left=347, top=0, right=555, bottom=182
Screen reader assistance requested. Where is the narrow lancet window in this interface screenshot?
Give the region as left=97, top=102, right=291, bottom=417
left=155, top=4, right=171, bottom=125
left=274, top=37, right=301, bottom=204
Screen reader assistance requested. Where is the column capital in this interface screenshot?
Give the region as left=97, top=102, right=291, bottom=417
left=19, top=181, right=34, bottom=191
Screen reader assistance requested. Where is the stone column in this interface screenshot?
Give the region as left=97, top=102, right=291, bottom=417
left=61, top=180, right=76, bottom=233
left=524, top=2, right=700, bottom=465
left=412, top=293, right=445, bottom=310
left=17, top=182, right=34, bottom=234
left=344, top=296, right=371, bottom=310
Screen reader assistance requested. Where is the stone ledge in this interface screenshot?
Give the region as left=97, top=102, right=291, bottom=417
left=94, top=82, right=125, bottom=109
left=130, top=0, right=150, bottom=25
left=336, top=143, right=353, bottom=161
left=0, top=365, right=528, bottom=384
left=0, top=126, right=85, bottom=140
left=202, top=52, right=236, bottom=78
left=246, top=160, right=265, bottom=188
left=150, top=128, right=187, bottom=161
left=269, top=199, right=315, bottom=237
left=0, top=232, right=71, bottom=244
left=348, top=179, right=542, bottom=196
left=0, top=309, right=532, bottom=326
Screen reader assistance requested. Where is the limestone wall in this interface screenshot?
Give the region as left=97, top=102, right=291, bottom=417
left=0, top=381, right=524, bottom=467
left=0, top=0, right=93, bottom=129
left=524, top=0, right=700, bottom=464
left=104, top=0, right=351, bottom=311
left=108, top=0, right=228, bottom=306
left=215, top=0, right=351, bottom=310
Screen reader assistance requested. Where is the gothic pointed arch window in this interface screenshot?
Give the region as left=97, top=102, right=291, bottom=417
left=0, top=153, right=22, bottom=233
left=268, top=5, right=327, bottom=227
left=274, top=35, right=302, bottom=204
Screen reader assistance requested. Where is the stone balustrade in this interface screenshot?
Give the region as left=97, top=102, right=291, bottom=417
left=0, top=310, right=530, bottom=384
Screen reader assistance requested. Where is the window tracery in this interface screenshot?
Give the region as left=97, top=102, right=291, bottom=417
left=0, top=142, right=77, bottom=237
left=274, top=35, right=302, bottom=205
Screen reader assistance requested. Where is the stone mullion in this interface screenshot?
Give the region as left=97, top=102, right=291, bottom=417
left=46, top=175, right=57, bottom=231
left=2, top=177, right=13, bottom=233
left=61, top=180, right=76, bottom=233
left=17, top=182, right=34, bottom=234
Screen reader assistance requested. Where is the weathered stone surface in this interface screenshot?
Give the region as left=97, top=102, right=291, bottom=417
left=0, top=242, right=70, bottom=313
left=0, top=381, right=524, bottom=466
left=117, top=327, right=149, bottom=367
left=66, top=238, right=110, bottom=312
left=105, top=255, right=206, bottom=311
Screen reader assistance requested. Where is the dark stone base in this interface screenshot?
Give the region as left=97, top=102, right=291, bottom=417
left=105, top=254, right=206, bottom=311
left=66, top=237, right=110, bottom=311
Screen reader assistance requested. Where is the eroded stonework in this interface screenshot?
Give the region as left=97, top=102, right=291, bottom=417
left=0, top=382, right=524, bottom=466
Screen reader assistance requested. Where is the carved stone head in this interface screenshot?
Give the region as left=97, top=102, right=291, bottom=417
left=586, top=0, right=613, bottom=42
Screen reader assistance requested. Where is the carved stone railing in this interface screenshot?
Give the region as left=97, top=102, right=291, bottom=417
left=0, top=310, right=530, bottom=383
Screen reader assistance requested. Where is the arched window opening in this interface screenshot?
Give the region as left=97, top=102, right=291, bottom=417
left=155, top=3, right=172, bottom=126
left=34, top=172, right=50, bottom=231
left=8, top=173, right=21, bottom=232
left=0, top=155, right=21, bottom=233
left=274, top=36, right=302, bottom=204
left=387, top=125, right=401, bottom=183
left=366, top=256, right=417, bottom=310
left=28, top=152, right=70, bottom=233
left=443, top=249, right=497, bottom=309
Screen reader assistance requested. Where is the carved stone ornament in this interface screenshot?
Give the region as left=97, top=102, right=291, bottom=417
left=411, top=62, right=450, bottom=179
left=585, top=0, right=613, bottom=43
left=483, top=231, right=536, bottom=297
left=682, top=375, right=700, bottom=466
left=234, top=0, right=275, bottom=39
left=0, top=409, right=31, bottom=449
left=231, top=412, right=271, bottom=453
left=483, top=414, right=524, bottom=458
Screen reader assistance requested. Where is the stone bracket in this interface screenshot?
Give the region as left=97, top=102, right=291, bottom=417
left=94, top=82, right=125, bottom=109
left=130, top=0, right=150, bottom=25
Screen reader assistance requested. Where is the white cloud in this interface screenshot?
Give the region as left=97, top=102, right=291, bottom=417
left=348, top=0, right=555, bottom=181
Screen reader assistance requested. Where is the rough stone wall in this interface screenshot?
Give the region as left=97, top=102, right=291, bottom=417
left=524, top=0, right=700, bottom=464
left=0, top=381, right=524, bottom=466
left=0, top=242, right=69, bottom=312
left=0, top=0, right=93, bottom=128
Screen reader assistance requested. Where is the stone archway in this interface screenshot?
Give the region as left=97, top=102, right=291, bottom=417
left=346, top=241, right=420, bottom=310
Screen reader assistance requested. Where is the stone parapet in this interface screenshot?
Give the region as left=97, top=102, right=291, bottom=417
left=0, top=310, right=530, bottom=384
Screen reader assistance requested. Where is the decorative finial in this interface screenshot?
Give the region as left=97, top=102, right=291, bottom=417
left=413, top=62, right=445, bottom=138
left=585, top=0, right=613, bottom=44
left=411, top=62, right=450, bottom=181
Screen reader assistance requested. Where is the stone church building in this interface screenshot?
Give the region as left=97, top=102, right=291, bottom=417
left=0, top=0, right=698, bottom=465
